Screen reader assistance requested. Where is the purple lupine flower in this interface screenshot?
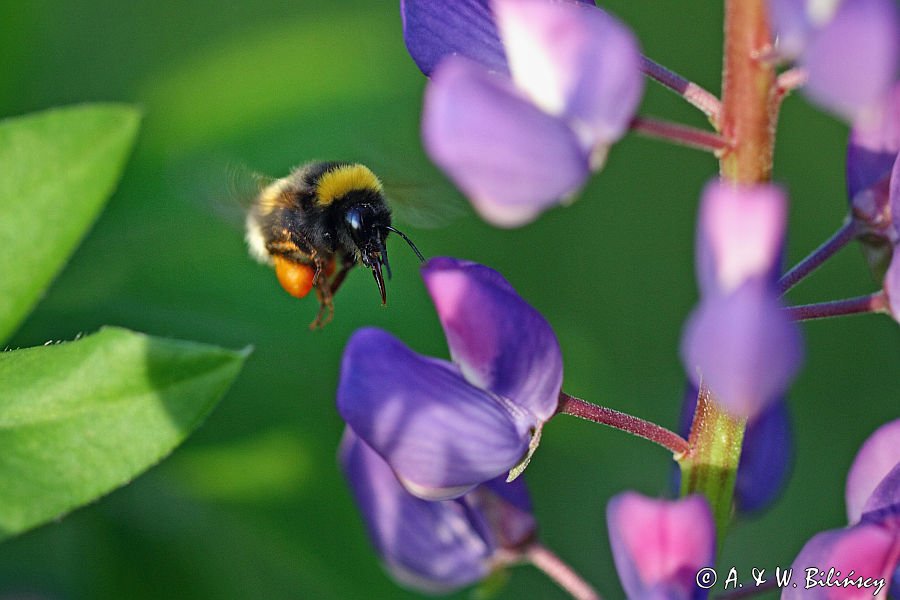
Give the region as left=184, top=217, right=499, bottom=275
left=401, top=0, right=596, bottom=78
left=410, top=0, right=643, bottom=226
left=845, top=419, right=900, bottom=523
left=680, top=181, right=804, bottom=418
left=883, top=154, right=900, bottom=321
left=676, top=384, right=793, bottom=513
left=339, top=428, right=536, bottom=594
left=783, top=419, right=900, bottom=599
left=768, top=0, right=900, bottom=121
left=607, top=492, right=715, bottom=600
left=847, top=82, right=900, bottom=277
left=337, top=257, right=562, bottom=501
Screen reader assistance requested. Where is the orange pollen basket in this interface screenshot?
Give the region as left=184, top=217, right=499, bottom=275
left=273, top=256, right=315, bottom=299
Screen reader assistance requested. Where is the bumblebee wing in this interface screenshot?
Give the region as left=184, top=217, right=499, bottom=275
left=386, top=180, right=470, bottom=230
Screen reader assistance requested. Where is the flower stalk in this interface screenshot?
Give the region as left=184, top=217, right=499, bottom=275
left=556, top=393, right=689, bottom=456
left=639, top=55, right=722, bottom=124
left=630, top=116, right=731, bottom=153
left=521, top=544, right=601, bottom=600
left=778, top=220, right=858, bottom=293
left=786, top=292, right=889, bottom=321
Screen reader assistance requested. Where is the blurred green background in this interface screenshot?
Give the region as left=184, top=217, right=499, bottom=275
left=0, top=1, right=896, bottom=598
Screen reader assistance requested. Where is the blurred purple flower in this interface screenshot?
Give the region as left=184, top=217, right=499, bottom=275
left=680, top=181, right=804, bottom=418
left=409, top=0, right=643, bottom=226
left=337, top=257, right=562, bottom=501
left=847, top=83, right=900, bottom=279
left=883, top=153, right=900, bottom=321
left=768, top=0, right=900, bottom=121
left=783, top=419, right=900, bottom=599
left=340, top=428, right=536, bottom=594
left=607, top=492, right=715, bottom=600
left=676, top=384, right=793, bottom=513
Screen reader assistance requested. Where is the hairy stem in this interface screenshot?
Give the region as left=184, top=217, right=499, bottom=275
left=678, top=383, right=746, bottom=536
left=640, top=55, right=723, bottom=124
left=779, top=220, right=857, bottom=294
left=557, top=393, right=689, bottom=456
left=630, top=116, right=731, bottom=153
left=719, top=0, right=777, bottom=183
left=786, top=292, right=889, bottom=321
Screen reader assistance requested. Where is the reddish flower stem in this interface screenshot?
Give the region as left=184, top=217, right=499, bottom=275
left=524, top=543, right=601, bottom=600
left=786, top=292, right=888, bottom=321
left=630, top=116, right=731, bottom=153
left=719, top=0, right=776, bottom=183
left=556, top=392, right=689, bottom=456
left=779, top=220, right=857, bottom=294
left=640, top=55, right=723, bottom=124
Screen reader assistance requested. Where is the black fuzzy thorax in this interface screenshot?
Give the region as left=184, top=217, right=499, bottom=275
left=280, top=162, right=392, bottom=262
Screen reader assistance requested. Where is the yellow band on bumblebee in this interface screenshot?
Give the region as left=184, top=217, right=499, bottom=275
left=315, top=163, right=383, bottom=206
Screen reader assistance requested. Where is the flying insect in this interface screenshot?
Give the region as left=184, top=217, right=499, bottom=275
left=245, top=161, right=425, bottom=328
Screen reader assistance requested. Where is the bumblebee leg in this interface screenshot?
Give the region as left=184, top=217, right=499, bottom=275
left=328, top=257, right=357, bottom=297
left=309, top=255, right=336, bottom=329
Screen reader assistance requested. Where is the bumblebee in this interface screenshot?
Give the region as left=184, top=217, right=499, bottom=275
left=245, top=161, right=424, bottom=328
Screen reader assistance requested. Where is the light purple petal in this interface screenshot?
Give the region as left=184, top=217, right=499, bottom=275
left=681, top=282, right=804, bottom=419
left=422, top=56, right=590, bottom=227
left=492, top=0, right=643, bottom=148
left=400, top=0, right=596, bottom=77
left=607, top=492, right=714, bottom=600
left=862, top=463, right=900, bottom=522
left=846, top=419, right=900, bottom=523
left=803, top=0, right=900, bottom=121
left=401, top=0, right=509, bottom=77
left=886, top=246, right=900, bottom=321
left=422, top=257, right=562, bottom=422
left=337, top=327, right=532, bottom=500
left=892, top=153, right=900, bottom=238
left=768, top=0, right=815, bottom=59
left=465, top=476, right=537, bottom=549
left=847, top=82, right=900, bottom=199
left=695, top=181, right=787, bottom=297
left=783, top=524, right=898, bottom=599
left=339, top=430, right=493, bottom=593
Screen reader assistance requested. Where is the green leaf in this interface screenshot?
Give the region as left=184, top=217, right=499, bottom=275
left=0, top=326, right=249, bottom=541
left=0, top=104, right=141, bottom=344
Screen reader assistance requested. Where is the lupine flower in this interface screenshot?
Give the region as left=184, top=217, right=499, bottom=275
left=883, top=154, right=900, bottom=321
left=783, top=419, right=900, bottom=599
left=337, top=257, right=562, bottom=501
left=680, top=181, right=804, bottom=418
left=677, top=384, right=793, bottom=513
left=768, top=0, right=900, bottom=121
left=339, top=428, right=536, bottom=594
left=404, top=0, right=644, bottom=226
left=607, top=492, right=715, bottom=600
left=847, top=82, right=900, bottom=279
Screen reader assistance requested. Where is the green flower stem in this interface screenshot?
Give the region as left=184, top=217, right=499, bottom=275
left=677, top=384, right=746, bottom=536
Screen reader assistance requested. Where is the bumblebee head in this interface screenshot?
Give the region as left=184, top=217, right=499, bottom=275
left=343, top=203, right=424, bottom=305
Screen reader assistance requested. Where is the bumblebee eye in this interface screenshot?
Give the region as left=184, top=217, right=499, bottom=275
left=345, top=206, right=364, bottom=233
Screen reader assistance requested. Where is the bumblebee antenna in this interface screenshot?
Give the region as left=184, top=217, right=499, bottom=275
left=385, top=225, right=425, bottom=263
